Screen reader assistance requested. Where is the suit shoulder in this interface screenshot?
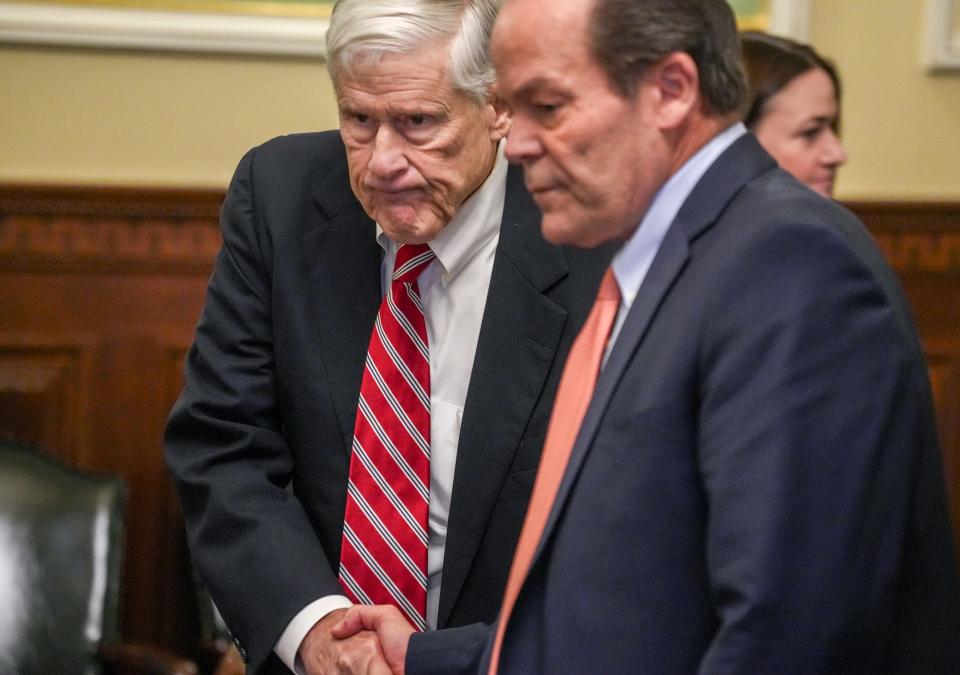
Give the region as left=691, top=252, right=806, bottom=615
left=242, top=130, right=346, bottom=178
left=733, top=169, right=858, bottom=233
left=225, top=130, right=359, bottom=218
left=703, top=171, right=922, bottom=345
left=711, top=179, right=863, bottom=277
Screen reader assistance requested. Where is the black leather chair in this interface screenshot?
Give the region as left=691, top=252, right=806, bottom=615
left=0, top=436, right=196, bottom=675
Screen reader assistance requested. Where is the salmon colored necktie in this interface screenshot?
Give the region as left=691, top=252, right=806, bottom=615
left=488, top=267, right=621, bottom=673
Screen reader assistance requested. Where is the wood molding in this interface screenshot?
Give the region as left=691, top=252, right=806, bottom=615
left=846, top=201, right=960, bottom=275
left=0, top=183, right=223, bottom=219
left=0, top=184, right=223, bottom=274
left=0, top=2, right=329, bottom=58
left=3, top=186, right=958, bottom=274
left=0, top=338, right=95, bottom=466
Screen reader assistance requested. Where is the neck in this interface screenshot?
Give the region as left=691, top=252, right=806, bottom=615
left=666, top=112, right=739, bottom=176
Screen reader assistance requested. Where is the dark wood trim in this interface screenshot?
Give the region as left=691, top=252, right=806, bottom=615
left=0, top=183, right=224, bottom=220
left=2, top=184, right=957, bottom=235
left=0, top=183, right=224, bottom=274
left=2, top=186, right=959, bottom=275
left=846, top=200, right=960, bottom=233
left=846, top=200, right=960, bottom=275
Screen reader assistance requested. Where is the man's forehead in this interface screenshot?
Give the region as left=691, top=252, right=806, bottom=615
left=335, top=48, right=456, bottom=93
left=502, top=74, right=564, bottom=100
left=496, top=0, right=591, bottom=36
left=337, top=40, right=451, bottom=77
left=493, top=0, right=592, bottom=65
left=336, top=77, right=463, bottom=111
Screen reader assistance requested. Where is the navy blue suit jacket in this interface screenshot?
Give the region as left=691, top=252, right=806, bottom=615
left=407, top=134, right=960, bottom=674
left=164, top=131, right=611, bottom=673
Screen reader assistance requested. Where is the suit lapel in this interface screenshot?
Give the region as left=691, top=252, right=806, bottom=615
left=437, top=166, right=571, bottom=627
left=536, top=226, right=691, bottom=553
left=534, top=133, right=778, bottom=559
left=303, top=158, right=382, bottom=452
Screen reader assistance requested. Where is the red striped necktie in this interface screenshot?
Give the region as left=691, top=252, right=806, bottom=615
left=338, top=242, right=435, bottom=630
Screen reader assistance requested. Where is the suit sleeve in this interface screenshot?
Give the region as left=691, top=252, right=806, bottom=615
left=164, top=146, right=343, bottom=672
left=406, top=622, right=491, bottom=675
left=694, top=220, right=942, bottom=672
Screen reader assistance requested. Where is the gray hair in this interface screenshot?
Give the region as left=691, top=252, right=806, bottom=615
left=326, top=0, right=502, bottom=105
left=588, top=0, right=747, bottom=115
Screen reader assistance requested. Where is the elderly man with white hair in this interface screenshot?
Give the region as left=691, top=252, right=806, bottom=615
left=164, top=0, right=610, bottom=673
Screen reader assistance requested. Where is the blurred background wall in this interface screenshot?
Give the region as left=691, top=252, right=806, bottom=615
left=811, top=0, right=960, bottom=200
left=0, top=0, right=958, bottom=198
left=0, top=48, right=337, bottom=186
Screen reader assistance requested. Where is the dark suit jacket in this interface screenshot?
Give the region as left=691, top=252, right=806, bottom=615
left=163, top=131, right=611, bottom=673
left=407, top=134, right=960, bottom=674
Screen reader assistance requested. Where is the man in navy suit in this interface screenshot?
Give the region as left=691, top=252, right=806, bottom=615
left=333, top=0, right=960, bottom=672
left=164, top=1, right=610, bottom=673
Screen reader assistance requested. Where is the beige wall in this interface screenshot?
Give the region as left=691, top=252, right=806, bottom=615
left=0, top=46, right=337, bottom=187
left=810, top=0, right=960, bottom=200
left=1, top=0, right=958, bottom=198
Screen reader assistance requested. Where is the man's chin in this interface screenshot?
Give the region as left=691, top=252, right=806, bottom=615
left=541, top=208, right=625, bottom=249
left=541, top=212, right=591, bottom=248
left=809, top=180, right=835, bottom=198
left=377, top=211, right=445, bottom=245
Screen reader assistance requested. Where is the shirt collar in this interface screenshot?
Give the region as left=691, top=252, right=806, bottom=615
left=611, top=122, right=746, bottom=309
left=377, top=141, right=508, bottom=282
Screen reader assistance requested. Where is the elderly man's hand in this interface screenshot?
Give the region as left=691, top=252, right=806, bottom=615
left=332, top=605, right=416, bottom=675
left=299, top=608, right=392, bottom=675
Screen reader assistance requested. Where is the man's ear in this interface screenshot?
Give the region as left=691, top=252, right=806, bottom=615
left=487, top=93, right=512, bottom=142
left=649, top=52, right=700, bottom=130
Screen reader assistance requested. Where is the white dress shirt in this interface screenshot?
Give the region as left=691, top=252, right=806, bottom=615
left=275, top=143, right=509, bottom=672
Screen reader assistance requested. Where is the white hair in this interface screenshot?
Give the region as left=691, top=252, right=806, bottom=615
left=326, top=0, right=502, bottom=105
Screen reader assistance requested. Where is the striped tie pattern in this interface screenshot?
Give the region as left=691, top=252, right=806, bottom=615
left=339, top=243, right=435, bottom=631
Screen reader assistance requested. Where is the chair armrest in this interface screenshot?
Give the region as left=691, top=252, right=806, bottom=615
left=98, top=642, right=199, bottom=675
left=192, top=638, right=245, bottom=675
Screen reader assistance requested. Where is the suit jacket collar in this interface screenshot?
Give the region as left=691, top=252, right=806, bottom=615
left=534, top=133, right=777, bottom=560
left=675, top=133, right=778, bottom=242
left=303, top=151, right=382, bottom=451
left=438, top=163, right=572, bottom=627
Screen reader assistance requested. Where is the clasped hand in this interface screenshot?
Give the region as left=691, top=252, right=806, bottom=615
left=299, top=605, right=416, bottom=675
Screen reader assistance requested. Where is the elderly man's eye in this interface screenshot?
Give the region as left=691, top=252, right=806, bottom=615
left=408, top=115, right=430, bottom=126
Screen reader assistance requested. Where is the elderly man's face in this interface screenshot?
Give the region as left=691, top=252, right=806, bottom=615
left=336, top=41, right=508, bottom=244
left=492, top=0, right=666, bottom=247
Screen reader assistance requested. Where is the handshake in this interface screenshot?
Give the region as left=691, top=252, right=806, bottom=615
left=300, top=605, right=418, bottom=675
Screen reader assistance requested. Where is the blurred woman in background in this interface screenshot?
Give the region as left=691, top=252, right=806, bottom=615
left=741, top=31, right=848, bottom=198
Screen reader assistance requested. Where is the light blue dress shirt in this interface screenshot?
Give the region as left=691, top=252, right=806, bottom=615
left=607, top=123, right=747, bottom=355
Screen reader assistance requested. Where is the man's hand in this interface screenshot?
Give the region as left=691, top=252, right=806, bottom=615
left=332, top=605, right=416, bottom=675
left=299, top=607, right=392, bottom=675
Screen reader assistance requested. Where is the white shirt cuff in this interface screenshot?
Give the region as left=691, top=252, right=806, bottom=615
left=274, top=595, right=353, bottom=674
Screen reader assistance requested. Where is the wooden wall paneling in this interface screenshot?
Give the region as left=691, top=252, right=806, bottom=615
left=851, top=201, right=960, bottom=558
left=926, top=344, right=960, bottom=535
left=158, top=339, right=203, bottom=650
left=0, top=337, right=94, bottom=464
left=2, top=185, right=959, bottom=657
left=0, top=184, right=220, bottom=656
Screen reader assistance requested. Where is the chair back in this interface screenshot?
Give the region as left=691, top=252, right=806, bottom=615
left=0, top=436, right=126, bottom=675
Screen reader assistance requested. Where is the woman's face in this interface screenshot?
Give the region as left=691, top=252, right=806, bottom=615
left=753, top=67, right=847, bottom=198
